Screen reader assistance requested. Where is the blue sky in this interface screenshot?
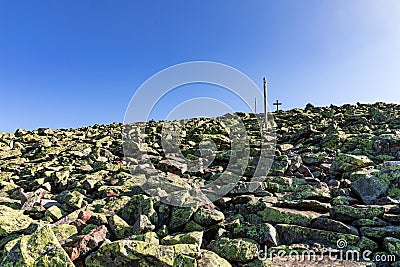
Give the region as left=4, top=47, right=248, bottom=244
left=0, top=1, right=399, bottom=132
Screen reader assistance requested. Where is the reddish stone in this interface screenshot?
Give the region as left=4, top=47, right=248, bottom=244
left=64, top=225, right=108, bottom=261
left=78, top=210, right=94, bottom=223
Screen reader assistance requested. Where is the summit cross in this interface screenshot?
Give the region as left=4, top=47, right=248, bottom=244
left=273, top=100, right=282, bottom=112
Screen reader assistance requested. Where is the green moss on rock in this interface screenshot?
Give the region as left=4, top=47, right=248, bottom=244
left=51, top=224, right=78, bottom=245
left=197, top=249, right=231, bottom=267
left=257, top=206, right=321, bottom=227
left=120, top=194, right=158, bottom=226
left=161, top=231, right=203, bottom=247
left=85, top=240, right=199, bottom=267
left=193, top=207, right=224, bottom=226
left=1, top=225, right=74, bottom=266
left=330, top=205, right=385, bottom=221
left=108, top=214, right=133, bottom=239
left=330, top=153, right=373, bottom=173
left=276, top=224, right=359, bottom=248
left=169, top=206, right=197, bottom=231
left=0, top=205, right=33, bottom=237
left=209, top=237, right=259, bottom=263
left=232, top=223, right=278, bottom=246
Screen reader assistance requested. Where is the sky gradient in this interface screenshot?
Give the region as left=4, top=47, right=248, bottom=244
left=1, top=1, right=399, bottom=132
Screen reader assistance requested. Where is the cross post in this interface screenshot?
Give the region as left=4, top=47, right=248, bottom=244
left=263, top=77, right=268, bottom=130
left=273, top=100, right=282, bottom=112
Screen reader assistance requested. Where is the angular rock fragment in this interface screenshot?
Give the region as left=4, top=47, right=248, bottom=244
left=197, top=249, right=232, bottom=267
left=132, top=214, right=155, bottom=235
left=169, top=206, right=197, bottom=230
left=85, top=240, right=200, bottom=267
left=1, top=225, right=74, bottom=266
left=119, top=194, right=158, bottom=225
left=161, top=231, right=203, bottom=247
left=193, top=207, right=225, bottom=226
left=330, top=205, right=385, bottom=221
left=209, top=237, right=259, bottom=263
left=257, top=206, right=321, bottom=227
left=330, top=153, right=373, bottom=173
left=311, top=217, right=358, bottom=235
left=360, top=226, right=400, bottom=240
left=64, top=225, right=108, bottom=261
left=276, top=224, right=359, bottom=248
left=232, top=222, right=278, bottom=246
left=383, top=237, right=400, bottom=257
left=108, top=214, right=133, bottom=238
left=351, top=175, right=388, bottom=204
left=0, top=205, right=33, bottom=236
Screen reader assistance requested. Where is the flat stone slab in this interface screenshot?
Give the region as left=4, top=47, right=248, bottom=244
left=384, top=161, right=400, bottom=166
left=258, top=206, right=323, bottom=227
left=276, top=224, right=360, bottom=247
left=360, top=226, right=400, bottom=240
left=330, top=205, right=385, bottom=221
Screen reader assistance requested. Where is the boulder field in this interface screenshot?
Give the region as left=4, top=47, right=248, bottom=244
left=0, top=102, right=399, bottom=266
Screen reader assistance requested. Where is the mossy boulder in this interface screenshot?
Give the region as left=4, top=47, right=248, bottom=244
left=0, top=205, right=33, bottom=236
left=268, top=155, right=289, bottom=176
left=276, top=224, right=359, bottom=248
left=169, top=206, right=197, bottom=231
left=349, top=169, right=379, bottom=182
left=132, top=214, right=155, bottom=235
left=44, top=205, right=66, bottom=222
left=330, top=153, right=373, bottom=173
left=120, top=194, right=158, bottom=226
left=330, top=205, right=385, bottom=221
left=161, top=231, right=203, bottom=247
left=108, top=214, right=133, bottom=239
left=330, top=196, right=358, bottom=206
left=197, top=249, right=231, bottom=267
left=383, top=237, right=400, bottom=257
left=173, top=254, right=197, bottom=267
left=351, top=175, right=388, bottom=204
left=55, top=190, right=85, bottom=211
left=85, top=240, right=199, bottom=267
left=0, top=149, right=22, bottom=160
left=376, top=164, right=400, bottom=200
left=278, top=184, right=331, bottom=201
left=209, top=237, right=259, bottom=263
left=257, top=206, right=321, bottom=227
left=0, top=225, right=74, bottom=266
left=130, top=231, right=159, bottom=244
left=99, top=196, right=130, bottom=214
left=311, top=217, right=358, bottom=235
left=357, top=236, right=378, bottom=252
left=232, top=223, right=278, bottom=246
left=321, top=129, right=348, bottom=149
left=52, top=224, right=78, bottom=245
left=360, top=226, right=400, bottom=240
left=352, top=217, right=388, bottom=227
left=193, top=207, right=224, bottom=226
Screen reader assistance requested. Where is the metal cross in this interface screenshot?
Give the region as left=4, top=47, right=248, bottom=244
left=273, top=100, right=282, bottom=112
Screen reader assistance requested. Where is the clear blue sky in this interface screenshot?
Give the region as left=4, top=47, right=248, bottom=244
left=1, top=1, right=399, bottom=132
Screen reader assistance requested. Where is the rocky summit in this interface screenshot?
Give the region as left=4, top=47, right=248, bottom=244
left=0, top=102, right=400, bottom=266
